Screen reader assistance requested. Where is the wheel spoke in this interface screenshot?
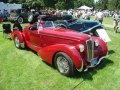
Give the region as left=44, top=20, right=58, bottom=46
left=57, top=56, right=69, bottom=74
left=15, top=37, right=19, bottom=47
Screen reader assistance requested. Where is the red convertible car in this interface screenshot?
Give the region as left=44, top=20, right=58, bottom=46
left=11, top=18, right=108, bottom=77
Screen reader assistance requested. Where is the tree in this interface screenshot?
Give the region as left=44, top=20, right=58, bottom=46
left=0, top=0, right=8, bottom=3
left=74, top=0, right=94, bottom=9
left=22, top=0, right=44, bottom=9
left=55, top=0, right=74, bottom=9
left=94, top=0, right=109, bottom=10
left=107, top=0, right=120, bottom=10
left=43, top=0, right=57, bottom=8
left=55, top=1, right=65, bottom=9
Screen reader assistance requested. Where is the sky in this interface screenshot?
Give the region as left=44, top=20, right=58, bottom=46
left=94, top=0, right=99, bottom=2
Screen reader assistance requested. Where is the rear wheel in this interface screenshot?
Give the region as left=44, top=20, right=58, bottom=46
left=14, top=36, right=21, bottom=49
left=54, top=52, right=76, bottom=77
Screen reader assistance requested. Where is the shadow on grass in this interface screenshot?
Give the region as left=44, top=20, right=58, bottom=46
left=41, top=57, right=114, bottom=81
left=116, top=31, right=120, bottom=33
left=21, top=47, right=115, bottom=80
left=74, top=58, right=113, bottom=80
left=108, top=50, right=115, bottom=55
left=25, top=47, right=38, bottom=55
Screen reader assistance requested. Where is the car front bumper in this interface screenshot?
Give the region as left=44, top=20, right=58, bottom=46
left=78, top=55, right=108, bottom=72
left=8, top=17, right=18, bottom=22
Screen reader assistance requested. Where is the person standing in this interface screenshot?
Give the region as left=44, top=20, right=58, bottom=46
left=82, top=10, right=87, bottom=20
left=82, top=9, right=91, bottom=20
left=95, top=10, right=104, bottom=24
left=13, top=21, right=23, bottom=32
left=113, top=10, right=120, bottom=33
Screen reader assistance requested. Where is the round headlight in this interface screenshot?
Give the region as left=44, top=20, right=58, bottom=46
left=95, top=40, right=99, bottom=46
left=79, top=44, right=85, bottom=52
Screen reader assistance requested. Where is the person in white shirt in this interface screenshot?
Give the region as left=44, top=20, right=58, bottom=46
left=95, top=10, right=104, bottom=24
left=82, top=9, right=91, bottom=20
left=113, top=10, right=120, bottom=33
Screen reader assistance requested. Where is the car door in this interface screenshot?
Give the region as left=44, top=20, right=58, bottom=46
left=21, top=9, right=28, bottom=21
left=29, top=25, right=42, bottom=47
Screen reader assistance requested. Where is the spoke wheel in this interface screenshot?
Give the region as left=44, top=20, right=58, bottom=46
left=14, top=36, right=21, bottom=48
left=57, top=56, right=69, bottom=74
left=54, top=52, right=76, bottom=77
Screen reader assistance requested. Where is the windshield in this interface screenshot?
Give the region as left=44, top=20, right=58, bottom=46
left=41, top=20, right=68, bottom=28
left=43, top=21, right=55, bottom=28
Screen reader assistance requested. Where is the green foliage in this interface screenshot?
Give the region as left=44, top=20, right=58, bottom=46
left=95, top=0, right=120, bottom=10
left=74, top=0, right=94, bottom=8
left=107, top=0, right=120, bottom=10
left=94, top=0, right=108, bottom=10
left=50, top=0, right=74, bottom=9
left=0, top=0, right=120, bottom=10
left=43, top=0, right=57, bottom=8
left=55, top=1, right=65, bottom=10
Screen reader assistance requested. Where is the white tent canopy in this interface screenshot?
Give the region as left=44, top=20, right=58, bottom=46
left=77, top=5, right=92, bottom=10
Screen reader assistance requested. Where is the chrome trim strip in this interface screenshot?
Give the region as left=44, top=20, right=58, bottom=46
left=86, top=37, right=94, bottom=62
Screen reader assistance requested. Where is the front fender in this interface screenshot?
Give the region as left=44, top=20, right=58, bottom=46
left=38, top=44, right=83, bottom=69
left=11, top=30, right=24, bottom=43
left=93, top=37, right=108, bottom=57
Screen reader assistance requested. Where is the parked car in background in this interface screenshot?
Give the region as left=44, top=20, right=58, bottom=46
left=8, top=9, right=30, bottom=23
left=11, top=16, right=108, bottom=77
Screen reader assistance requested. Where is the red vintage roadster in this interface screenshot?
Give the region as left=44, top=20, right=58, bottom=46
left=11, top=18, right=108, bottom=76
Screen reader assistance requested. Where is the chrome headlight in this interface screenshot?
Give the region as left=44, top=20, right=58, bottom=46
left=95, top=40, right=99, bottom=47
left=79, top=44, right=85, bottom=52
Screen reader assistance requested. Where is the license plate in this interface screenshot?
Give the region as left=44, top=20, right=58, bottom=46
left=96, top=29, right=111, bottom=42
left=91, top=58, right=98, bottom=66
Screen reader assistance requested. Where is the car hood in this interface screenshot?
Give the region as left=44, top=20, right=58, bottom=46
left=41, top=28, right=90, bottom=41
left=81, top=20, right=102, bottom=32
left=68, top=20, right=102, bottom=32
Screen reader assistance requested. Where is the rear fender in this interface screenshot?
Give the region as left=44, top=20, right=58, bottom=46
left=38, top=44, right=83, bottom=69
left=11, top=30, right=24, bottom=43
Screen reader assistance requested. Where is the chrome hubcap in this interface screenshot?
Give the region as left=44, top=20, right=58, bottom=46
left=57, top=56, right=69, bottom=74
left=18, top=17, right=23, bottom=23
left=15, top=37, right=19, bottom=47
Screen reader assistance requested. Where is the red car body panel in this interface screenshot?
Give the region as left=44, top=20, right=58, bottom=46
left=11, top=30, right=24, bottom=43
left=38, top=44, right=83, bottom=69
left=0, top=16, right=3, bottom=23
left=11, top=23, right=108, bottom=70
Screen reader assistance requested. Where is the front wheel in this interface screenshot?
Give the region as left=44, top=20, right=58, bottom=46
left=17, top=17, right=24, bottom=23
left=54, top=52, right=76, bottom=77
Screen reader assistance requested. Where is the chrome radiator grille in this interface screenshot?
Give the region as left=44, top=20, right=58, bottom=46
left=86, top=39, right=94, bottom=62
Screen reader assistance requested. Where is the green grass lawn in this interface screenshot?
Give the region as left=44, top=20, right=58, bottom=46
left=0, top=22, right=120, bottom=90
left=90, top=16, right=113, bottom=25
